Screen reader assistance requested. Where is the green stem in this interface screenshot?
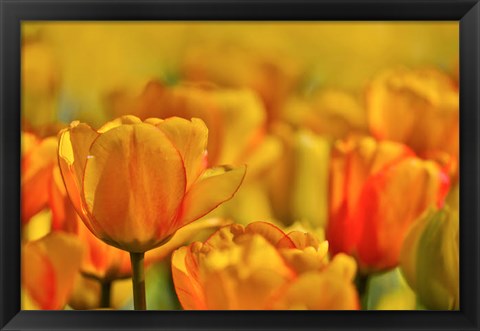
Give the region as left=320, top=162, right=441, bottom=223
left=129, top=252, right=146, bottom=310
left=355, top=273, right=370, bottom=310
left=100, top=280, right=112, bottom=308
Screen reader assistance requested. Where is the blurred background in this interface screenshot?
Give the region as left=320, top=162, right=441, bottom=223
left=22, top=22, right=458, bottom=128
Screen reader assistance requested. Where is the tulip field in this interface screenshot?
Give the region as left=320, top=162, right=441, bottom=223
left=21, top=22, right=459, bottom=310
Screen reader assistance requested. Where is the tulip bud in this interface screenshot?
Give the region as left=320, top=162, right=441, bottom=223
left=400, top=207, right=459, bottom=310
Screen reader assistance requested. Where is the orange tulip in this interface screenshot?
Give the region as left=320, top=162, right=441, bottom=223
left=57, top=115, right=246, bottom=253
left=172, top=221, right=359, bottom=310
left=327, top=137, right=450, bottom=272
left=22, top=232, right=83, bottom=309
left=366, top=67, right=459, bottom=178
left=21, top=132, right=58, bottom=224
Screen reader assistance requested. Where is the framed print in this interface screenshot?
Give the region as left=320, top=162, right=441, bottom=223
left=1, top=0, right=479, bottom=330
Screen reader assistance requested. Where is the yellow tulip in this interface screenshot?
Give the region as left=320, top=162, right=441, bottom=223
left=366, top=67, right=459, bottom=179
left=400, top=207, right=459, bottom=310
left=172, top=221, right=359, bottom=310
left=57, top=115, right=246, bottom=254
left=268, top=124, right=330, bottom=228
left=22, top=232, right=83, bottom=309
left=282, top=89, right=368, bottom=141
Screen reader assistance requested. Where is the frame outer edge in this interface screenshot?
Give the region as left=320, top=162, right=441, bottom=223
left=460, top=1, right=480, bottom=329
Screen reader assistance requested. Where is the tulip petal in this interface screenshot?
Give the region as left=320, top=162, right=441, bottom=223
left=175, top=165, right=246, bottom=228
left=245, top=221, right=293, bottom=248
left=271, top=272, right=359, bottom=310
left=156, top=117, right=208, bottom=189
left=325, top=253, right=357, bottom=282
left=22, top=241, right=56, bottom=309
left=22, top=232, right=83, bottom=309
left=97, top=115, right=142, bottom=133
left=399, top=208, right=431, bottom=291
left=83, top=123, right=186, bottom=252
left=367, top=68, right=459, bottom=157
left=283, top=231, right=320, bottom=250
left=328, top=138, right=415, bottom=257
left=77, top=220, right=131, bottom=280
left=21, top=132, right=38, bottom=157
left=22, top=136, right=57, bottom=223
left=171, top=246, right=207, bottom=309
left=147, top=217, right=228, bottom=264
left=200, top=234, right=295, bottom=309
left=410, top=208, right=459, bottom=310
left=57, top=122, right=99, bottom=229
left=356, top=158, right=449, bottom=270
left=203, top=268, right=288, bottom=310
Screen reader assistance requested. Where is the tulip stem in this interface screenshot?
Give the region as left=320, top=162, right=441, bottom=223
left=130, top=252, right=146, bottom=310
left=355, top=273, right=370, bottom=310
left=100, top=280, right=112, bottom=308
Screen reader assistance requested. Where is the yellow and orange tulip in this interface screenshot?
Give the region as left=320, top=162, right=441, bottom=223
left=22, top=232, right=83, bottom=309
left=57, top=115, right=246, bottom=253
left=172, top=221, right=359, bottom=310
left=21, top=132, right=58, bottom=225
left=327, top=137, right=450, bottom=272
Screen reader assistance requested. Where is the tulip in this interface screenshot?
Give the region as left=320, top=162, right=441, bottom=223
left=268, top=125, right=330, bottom=228
left=107, top=81, right=281, bottom=177
left=172, top=221, right=359, bottom=310
left=106, top=83, right=282, bottom=223
left=22, top=232, right=83, bottom=309
left=400, top=207, right=459, bottom=310
left=327, top=137, right=450, bottom=272
left=58, top=115, right=246, bottom=309
left=180, top=42, right=301, bottom=125
left=366, top=67, right=459, bottom=179
left=282, top=89, right=368, bottom=141
left=42, top=150, right=231, bottom=309
left=21, top=132, right=58, bottom=225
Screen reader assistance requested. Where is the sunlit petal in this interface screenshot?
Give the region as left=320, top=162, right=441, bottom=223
left=83, top=123, right=186, bottom=252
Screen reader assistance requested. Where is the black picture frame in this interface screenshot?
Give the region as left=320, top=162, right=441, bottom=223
left=1, top=0, right=479, bottom=330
